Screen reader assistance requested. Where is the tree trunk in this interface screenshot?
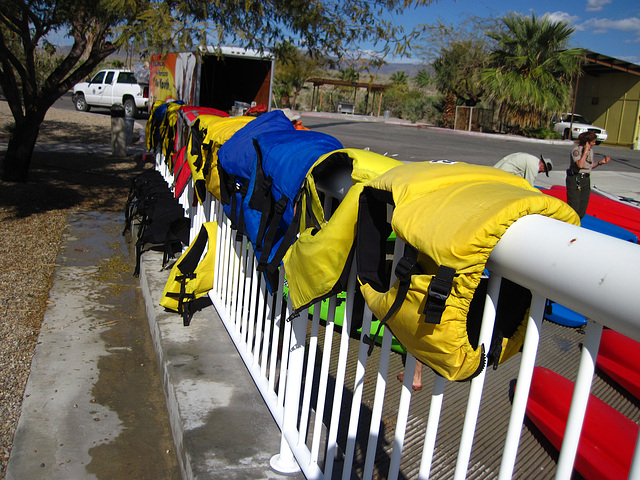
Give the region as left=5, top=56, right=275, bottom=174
left=1, top=116, right=42, bottom=183
left=292, top=91, right=300, bottom=111
left=443, top=92, right=456, bottom=129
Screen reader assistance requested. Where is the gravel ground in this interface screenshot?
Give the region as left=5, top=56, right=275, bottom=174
left=0, top=100, right=148, bottom=479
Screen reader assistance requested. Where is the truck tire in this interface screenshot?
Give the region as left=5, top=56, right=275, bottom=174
left=563, top=128, right=570, bottom=140
left=124, top=98, right=138, bottom=118
left=74, top=94, right=90, bottom=112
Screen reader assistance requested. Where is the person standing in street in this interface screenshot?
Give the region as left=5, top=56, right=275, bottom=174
left=494, top=152, right=553, bottom=186
left=566, top=131, right=611, bottom=218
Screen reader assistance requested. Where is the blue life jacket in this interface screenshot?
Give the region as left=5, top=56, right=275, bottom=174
left=217, top=110, right=295, bottom=233
left=245, top=129, right=343, bottom=291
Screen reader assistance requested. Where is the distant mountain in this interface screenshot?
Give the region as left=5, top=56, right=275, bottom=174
left=54, top=44, right=431, bottom=82
left=376, top=62, right=428, bottom=77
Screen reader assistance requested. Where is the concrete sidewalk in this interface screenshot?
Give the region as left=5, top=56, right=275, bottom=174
left=6, top=211, right=300, bottom=480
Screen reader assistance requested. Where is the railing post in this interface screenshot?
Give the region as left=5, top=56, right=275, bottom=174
left=270, top=300, right=304, bottom=475
left=454, top=272, right=501, bottom=480
left=418, top=375, right=446, bottom=480
left=555, top=319, right=603, bottom=479
left=498, top=294, right=546, bottom=480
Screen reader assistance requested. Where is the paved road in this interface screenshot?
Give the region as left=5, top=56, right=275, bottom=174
left=53, top=94, right=640, bottom=174
left=300, top=114, right=640, bottom=173
left=57, top=92, right=150, bottom=120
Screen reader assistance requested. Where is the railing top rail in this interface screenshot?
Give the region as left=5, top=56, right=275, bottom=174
left=489, top=214, right=640, bottom=341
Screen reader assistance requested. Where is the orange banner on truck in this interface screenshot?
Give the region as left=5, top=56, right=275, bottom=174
left=149, top=52, right=198, bottom=105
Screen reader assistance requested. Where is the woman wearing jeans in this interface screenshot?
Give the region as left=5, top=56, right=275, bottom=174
left=566, top=131, right=611, bottom=218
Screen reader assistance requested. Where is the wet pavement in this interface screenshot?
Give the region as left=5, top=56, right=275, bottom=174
left=7, top=209, right=303, bottom=480
left=6, top=211, right=180, bottom=480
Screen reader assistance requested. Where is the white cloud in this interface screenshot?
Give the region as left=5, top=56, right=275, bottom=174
left=586, top=0, right=612, bottom=12
left=579, top=17, right=640, bottom=38
left=544, top=11, right=581, bottom=26
left=617, top=55, right=640, bottom=65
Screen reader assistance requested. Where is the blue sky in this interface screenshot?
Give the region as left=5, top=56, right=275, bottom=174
left=46, top=0, right=639, bottom=65
left=388, top=0, right=640, bottom=64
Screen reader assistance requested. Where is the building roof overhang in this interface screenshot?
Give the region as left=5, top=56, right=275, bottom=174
left=582, top=50, right=640, bottom=77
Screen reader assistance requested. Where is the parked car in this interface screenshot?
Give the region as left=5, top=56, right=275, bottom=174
left=72, top=69, right=149, bottom=118
left=552, top=113, right=608, bottom=144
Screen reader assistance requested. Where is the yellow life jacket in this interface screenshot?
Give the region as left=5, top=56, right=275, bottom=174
left=188, top=115, right=254, bottom=204
left=160, top=221, right=217, bottom=326
left=160, top=102, right=186, bottom=168
left=145, top=100, right=168, bottom=151
left=356, top=160, right=580, bottom=381
left=282, top=148, right=402, bottom=313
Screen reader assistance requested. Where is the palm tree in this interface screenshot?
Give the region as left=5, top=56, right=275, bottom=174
left=274, top=42, right=327, bottom=109
left=414, top=69, right=432, bottom=90
left=390, top=70, right=408, bottom=86
left=482, top=13, right=583, bottom=132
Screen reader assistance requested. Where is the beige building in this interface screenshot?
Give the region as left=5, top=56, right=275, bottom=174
left=573, top=51, right=640, bottom=150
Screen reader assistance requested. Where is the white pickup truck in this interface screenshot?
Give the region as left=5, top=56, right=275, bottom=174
left=72, top=69, right=149, bottom=117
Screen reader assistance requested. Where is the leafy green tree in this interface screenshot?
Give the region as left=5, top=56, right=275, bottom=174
left=413, top=16, right=496, bottom=127
left=338, top=67, right=360, bottom=83
left=481, top=13, right=583, bottom=132
left=0, top=0, right=434, bottom=182
left=273, top=42, right=327, bottom=109
left=433, top=40, right=489, bottom=127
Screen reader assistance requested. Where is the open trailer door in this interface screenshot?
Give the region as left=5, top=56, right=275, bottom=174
left=149, top=46, right=274, bottom=115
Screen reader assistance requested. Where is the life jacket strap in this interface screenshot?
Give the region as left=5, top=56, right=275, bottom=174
left=264, top=200, right=303, bottom=288
left=424, top=265, right=456, bottom=325
left=201, top=140, right=214, bottom=177
left=235, top=182, right=249, bottom=239
left=180, top=296, right=212, bottom=326
left=217, top=166, right=234, bottom=206
left=250, top=138, right=271, bottom=250
left=254, top=177, right=274, bottom=252
left=190, top=124, right=203, bottom=157
left=134, top=240, right=143, bottom=277
left=228, top=178, right=239, bottom=230
left=258, top=196, right=289, bottom=272
left=364, top=244, right=419, bottom=354
left=304, top=191, right=323, bottom=231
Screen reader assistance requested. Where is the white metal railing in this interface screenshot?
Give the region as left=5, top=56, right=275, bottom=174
left=153, top=150, right=640, bottom=480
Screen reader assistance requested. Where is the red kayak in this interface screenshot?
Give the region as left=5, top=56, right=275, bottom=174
left=542, top=186, right=640, bottom=242
left=526, top=367, right=637, bottom=480
left=597, top=329, right=640, bottom=400
left=178, top=105, right=229, bottom=122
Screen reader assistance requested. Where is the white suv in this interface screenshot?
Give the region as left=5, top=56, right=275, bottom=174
left=552, top=113, right=608, bottom=144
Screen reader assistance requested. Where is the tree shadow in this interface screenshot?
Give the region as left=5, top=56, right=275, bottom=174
left=0, top=149, right=150, bottom=218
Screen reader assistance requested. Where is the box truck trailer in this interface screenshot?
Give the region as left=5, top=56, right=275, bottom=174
left=149, top=46, right=274, bottom=114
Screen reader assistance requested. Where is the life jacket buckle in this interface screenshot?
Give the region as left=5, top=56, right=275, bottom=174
left=261, top=177, right=272, bottom=193
left=274, top=196, right=288, bottom=215
left=394, top=256, right=415, bottom=282
left=424, top=265, right=456, bottom=324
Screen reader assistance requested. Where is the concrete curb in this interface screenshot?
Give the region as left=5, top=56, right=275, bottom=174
left=138, top=248, right=304, bottom=480
left=300, top=111, right=572, bottom=145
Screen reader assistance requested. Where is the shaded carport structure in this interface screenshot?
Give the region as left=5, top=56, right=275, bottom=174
left=308, top=77, right=392, bottom=116
left=575, top=50, right=640, bottom=149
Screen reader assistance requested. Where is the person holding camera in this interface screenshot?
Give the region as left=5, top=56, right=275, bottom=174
left=566, top=131, right=611, bottom=218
